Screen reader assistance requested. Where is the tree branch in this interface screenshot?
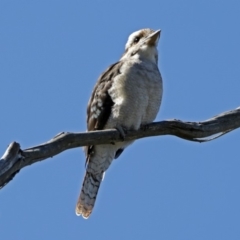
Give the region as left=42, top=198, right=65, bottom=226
left=1, top=107, right=240, bottom=188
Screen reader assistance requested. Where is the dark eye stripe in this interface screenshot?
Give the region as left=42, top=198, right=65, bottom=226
left=133, top=36, right=140, bottom=43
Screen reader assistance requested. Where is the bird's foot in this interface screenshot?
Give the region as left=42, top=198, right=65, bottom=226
left=140, top=123, right=150, bottom=131
left=115, top=125, right=127, bottom=141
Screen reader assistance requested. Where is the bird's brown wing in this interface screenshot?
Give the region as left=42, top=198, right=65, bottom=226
left=85, top=61, right=123, bottom=163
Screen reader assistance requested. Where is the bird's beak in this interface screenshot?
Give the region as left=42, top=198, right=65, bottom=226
left=144, top=30, right=161, bottom=46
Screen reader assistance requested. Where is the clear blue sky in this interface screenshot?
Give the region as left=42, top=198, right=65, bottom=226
left=1, top=1, right=240, bottom=239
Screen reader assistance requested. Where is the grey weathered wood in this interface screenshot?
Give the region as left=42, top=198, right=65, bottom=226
left=0, top=142, right=23, bottom=188
left=0, top=142, right=21, bottom=174
left=0, top=107, right=240, bottom=188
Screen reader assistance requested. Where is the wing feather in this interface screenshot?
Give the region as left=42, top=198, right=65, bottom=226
left=85, top=61, right=123, bottom=161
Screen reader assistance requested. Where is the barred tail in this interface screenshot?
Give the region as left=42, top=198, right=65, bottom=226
left=75, top=172, right=103, bottom=219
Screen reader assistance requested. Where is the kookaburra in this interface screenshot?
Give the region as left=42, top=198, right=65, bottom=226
left=76, top=28, right=163, bottom=219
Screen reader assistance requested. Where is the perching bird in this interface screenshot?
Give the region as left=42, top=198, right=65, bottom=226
left=76, top=28, right=163, bottom=218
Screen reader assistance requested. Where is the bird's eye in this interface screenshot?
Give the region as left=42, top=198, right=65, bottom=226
left=133, top=36, right=140, bottom=43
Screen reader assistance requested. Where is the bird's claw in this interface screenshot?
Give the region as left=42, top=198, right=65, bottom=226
left=115, top=125, right=126, bottom=141
left=140, top=123, right=149, bottom=131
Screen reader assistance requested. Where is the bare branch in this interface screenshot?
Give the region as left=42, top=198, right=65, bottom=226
left=0, top=107, right=240, bottom=188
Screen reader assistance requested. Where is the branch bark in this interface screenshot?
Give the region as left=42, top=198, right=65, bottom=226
left=1, top=107, right=240, bottom=188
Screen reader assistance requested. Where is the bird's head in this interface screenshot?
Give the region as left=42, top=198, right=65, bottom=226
left=121, top=28, right=161, bottom=64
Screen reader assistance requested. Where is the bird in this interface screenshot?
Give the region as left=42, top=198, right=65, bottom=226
left=76, top=28, right=163, bottom=219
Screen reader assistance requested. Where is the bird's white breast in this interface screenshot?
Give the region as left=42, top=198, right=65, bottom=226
left=106, top=58, right=162, bottom=130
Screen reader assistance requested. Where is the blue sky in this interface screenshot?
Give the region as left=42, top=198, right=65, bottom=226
left=0, top=1, right=240, bottom=239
